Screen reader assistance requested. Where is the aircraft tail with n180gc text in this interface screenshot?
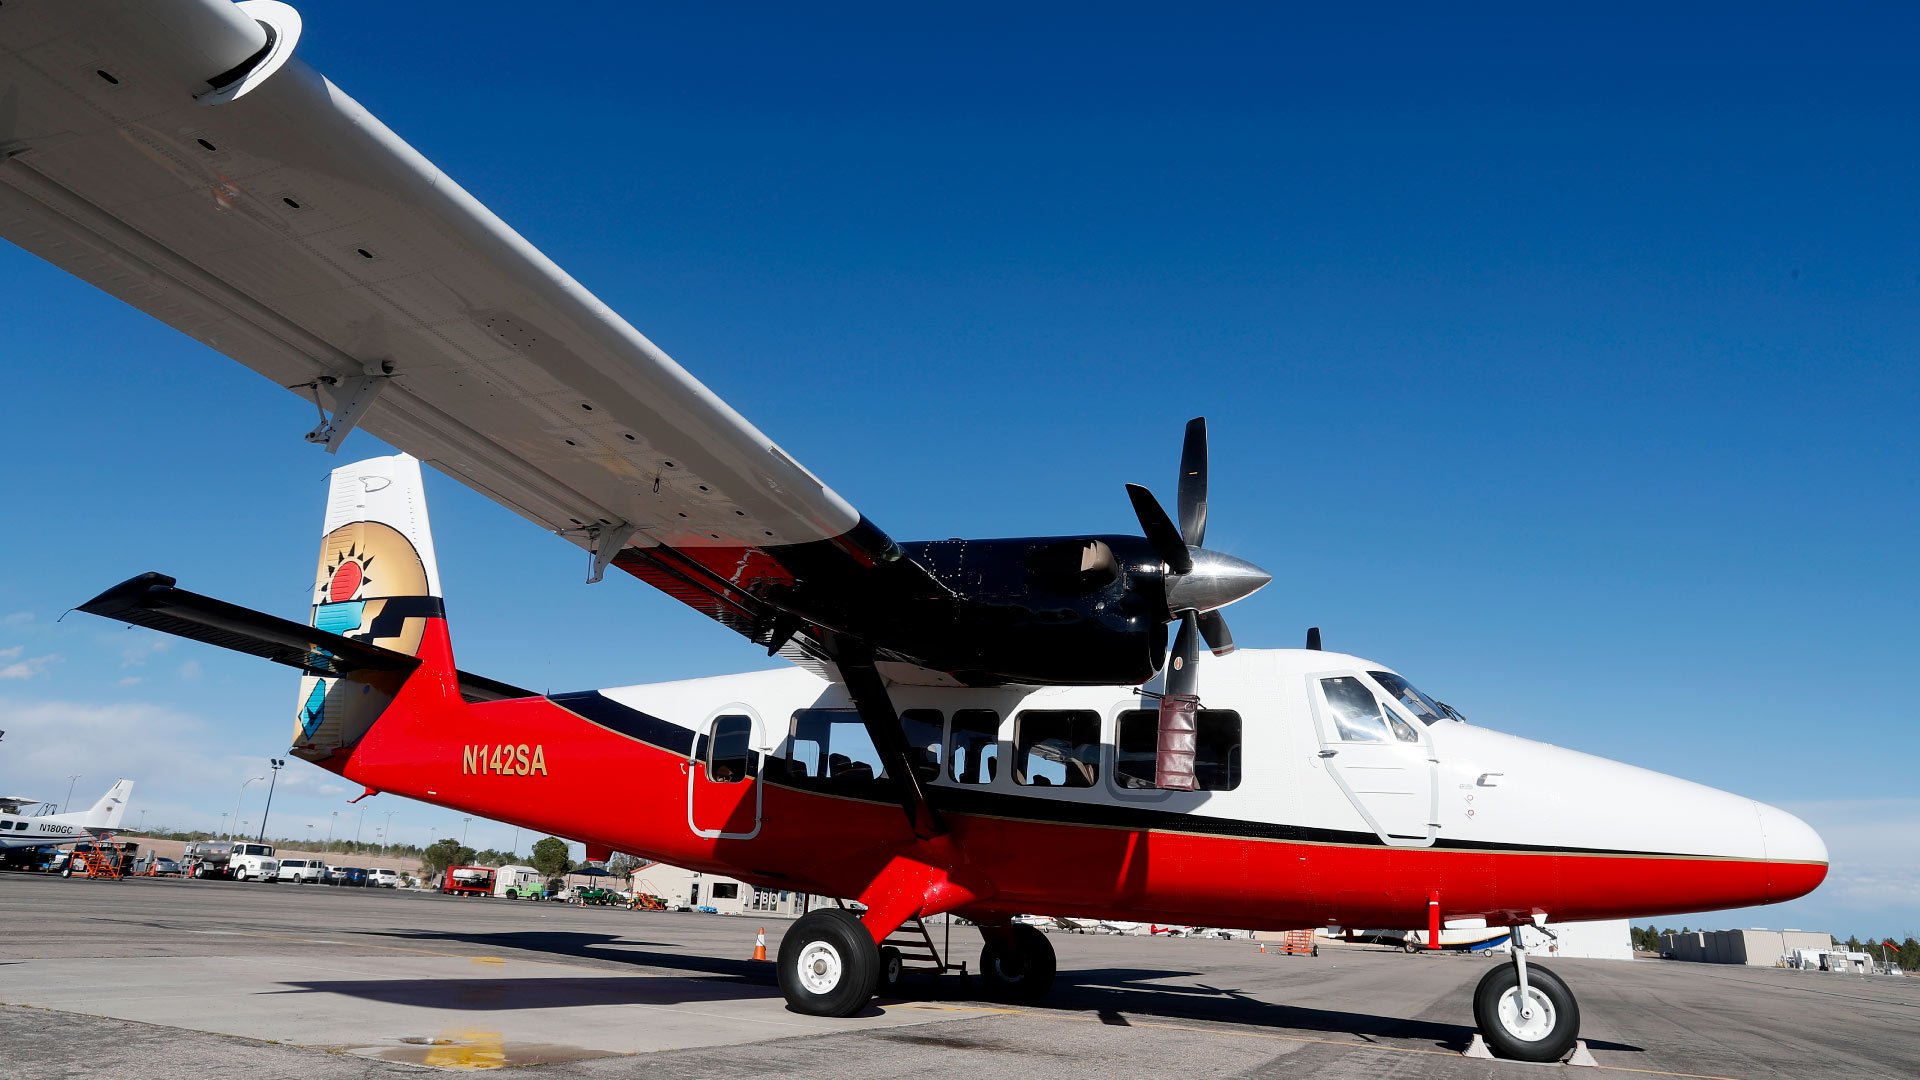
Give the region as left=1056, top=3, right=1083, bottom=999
left=0, top=779, right=134, bottom=849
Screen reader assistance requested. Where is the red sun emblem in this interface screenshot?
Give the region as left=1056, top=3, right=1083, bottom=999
left=321, top=546, right=373, bottom=603
left=329, top=560, right=363, bottom=602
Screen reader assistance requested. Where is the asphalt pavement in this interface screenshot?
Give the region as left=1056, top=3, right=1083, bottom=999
left=2, top=873, right=1913, bottom=1078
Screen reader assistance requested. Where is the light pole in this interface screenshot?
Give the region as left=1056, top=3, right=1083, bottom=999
left=65, top=774, right=81, bottom=814
left=257, top=758, right=285, bottom=842
left=219, top=812, right=228, bottom=835
left=137, top=810, right=147, bottom=833
left=462, top=816, right=472, bottom=847
left=306, top=824, right=314, bottom=848
left=327, top=810, right=338, bottom=846
left=382, top=810, right=396, bottom=855
left=354, top=804, right=366, bottom=846
left=231, top=777, right=264, bottom=840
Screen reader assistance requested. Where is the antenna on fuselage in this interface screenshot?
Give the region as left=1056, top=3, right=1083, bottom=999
left=1305, top=626, right=1322, bottom=651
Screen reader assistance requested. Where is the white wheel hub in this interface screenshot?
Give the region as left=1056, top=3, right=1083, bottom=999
left=797, top=941, right=844, bottom=994
left=1497, top=986, right=1557, bottom=1042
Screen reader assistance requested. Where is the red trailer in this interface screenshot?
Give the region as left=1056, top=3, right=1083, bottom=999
left=442, top=865, right=495, bottom=897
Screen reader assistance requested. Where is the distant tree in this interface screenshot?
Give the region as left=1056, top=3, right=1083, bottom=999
left=530, top=836, right=572, bottom=878
left=605, top=853, right=641, bottom=879
left=1899, top=937, right=1918, bottom=971
left=1845, top=935, right=1862, bottom=952
left=419, top=838, right=464, bottom=882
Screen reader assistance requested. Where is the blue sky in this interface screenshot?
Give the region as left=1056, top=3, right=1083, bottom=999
left=1, top=3, right=1915, bottom=937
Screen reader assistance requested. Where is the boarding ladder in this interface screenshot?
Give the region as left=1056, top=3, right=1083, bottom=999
left=74, top=839, right=124, bottom=880
left=834, top=901, right=968, bottom=978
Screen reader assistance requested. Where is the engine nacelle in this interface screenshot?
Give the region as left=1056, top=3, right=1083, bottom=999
left=882, top=535, right=1171, bottom=685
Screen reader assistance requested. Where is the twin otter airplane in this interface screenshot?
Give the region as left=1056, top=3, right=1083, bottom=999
left=5, top=0, right=1824, bottom=1061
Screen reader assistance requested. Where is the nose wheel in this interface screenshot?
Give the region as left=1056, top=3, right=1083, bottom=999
left=1472, top=937, right=1581, bottom=1062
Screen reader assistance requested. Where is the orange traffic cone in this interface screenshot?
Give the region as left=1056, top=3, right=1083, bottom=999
left=1258, top=943, right=1267, bottom=954
left=752, top=927, right=768, bottom=962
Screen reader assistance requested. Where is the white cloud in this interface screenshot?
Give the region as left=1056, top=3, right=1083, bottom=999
left=176, top=658, right=202, bottom=681
left=1, top=612, right=33, bottom=625
left=0, top=646, right=21, bottom=659
left=0, top=653, right=57, bottom=680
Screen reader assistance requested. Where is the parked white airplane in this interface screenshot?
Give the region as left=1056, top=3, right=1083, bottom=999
left=0, top=781, right=134, bottom=849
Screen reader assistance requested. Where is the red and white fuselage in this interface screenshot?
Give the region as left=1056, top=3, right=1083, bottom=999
left=336, top=633, right=1827, bottom=934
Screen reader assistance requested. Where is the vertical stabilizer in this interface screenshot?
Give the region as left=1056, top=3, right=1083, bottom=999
left=79, top=779, right=133, bottom=831
left=292, top=455, right=451, bottom=760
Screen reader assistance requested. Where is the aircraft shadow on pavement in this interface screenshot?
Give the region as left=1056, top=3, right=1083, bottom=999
left=364, top=928, right=773, bottom=982
left=346, top=930, right=1640, bottom=1052
left=268, top=973, right=784, bottom=1011
left=1013, top=966, right=1642, bottom=1054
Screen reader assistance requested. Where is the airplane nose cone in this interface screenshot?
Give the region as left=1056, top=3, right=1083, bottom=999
left=1164, top=549, right=1272, bottom=614
left=1755, top=800, right=1828, bottom=903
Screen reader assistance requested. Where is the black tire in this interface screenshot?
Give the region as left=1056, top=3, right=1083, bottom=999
left=1472, top=962, right=1580, bottom=1063
left=979, top=924, right=1057, bottom=1002
left=60, top=863, right=73, bottom=878
left=877, top=945, right=906, bottom=995
left=778, top=909, right=879, bottom=1017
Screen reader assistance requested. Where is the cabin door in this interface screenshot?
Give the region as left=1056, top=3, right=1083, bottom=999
left=1309, top=673, right=1436, bottom=847
left=687, top=708, right=763, bottom=840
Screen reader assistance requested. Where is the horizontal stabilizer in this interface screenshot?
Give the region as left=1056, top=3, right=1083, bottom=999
left=79, top=573, right=421, bottom=678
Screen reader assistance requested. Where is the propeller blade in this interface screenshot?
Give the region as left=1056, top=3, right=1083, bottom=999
left=1126, top=483, right=1193, bottom=575
left=1166, top=610, right=1200, bottom=699
left=1197, top=609, right=1235, bottom=656
left=1177, top=417, right=1207, bottom=548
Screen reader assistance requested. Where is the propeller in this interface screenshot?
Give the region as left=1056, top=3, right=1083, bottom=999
left=1128, top=418, right=1271, bottom=790
left=1126, top=418, right=1270, bottom=658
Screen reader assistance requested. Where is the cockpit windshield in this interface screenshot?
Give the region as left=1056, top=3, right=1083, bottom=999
left=1368, top=671, right=1457, bottom=725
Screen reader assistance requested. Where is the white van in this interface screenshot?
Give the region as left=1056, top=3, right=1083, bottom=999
left=277, top=858, right=328, bottom=883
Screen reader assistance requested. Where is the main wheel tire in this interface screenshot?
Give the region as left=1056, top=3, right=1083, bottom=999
left=60, top=863, right=73, bottom=878
left=778, top=909, right=879, bottom=1017
left=1472, top=962, right=1580, bottom=1063
left=979, top=924, right=1057, bottom=1003
left=877, top=945, right=906, bottom=995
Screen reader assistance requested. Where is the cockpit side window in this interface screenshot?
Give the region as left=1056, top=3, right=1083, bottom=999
left=1321, top=677, right=1388, bottom=742
left=1368, top=671, right=1447, bottom=726
left=1320, top=676, right=1419, bottom=743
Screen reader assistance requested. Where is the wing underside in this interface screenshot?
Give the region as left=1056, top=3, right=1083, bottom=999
left=0, top=0, right=927, bottom=666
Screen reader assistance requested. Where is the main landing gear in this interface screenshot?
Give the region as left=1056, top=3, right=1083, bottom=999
left=1471, top=928, right=1581, bottom=1062
left=777, top=912, right=1060, bottom=1017
left=978, top=923, right=1056, bottom=1003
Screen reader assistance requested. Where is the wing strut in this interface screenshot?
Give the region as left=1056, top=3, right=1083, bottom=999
left=833, top=640, right=946, bottom=841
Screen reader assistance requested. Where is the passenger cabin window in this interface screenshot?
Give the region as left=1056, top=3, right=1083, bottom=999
left=948, top=710, right=1001, bottom=784
left=1013, top=710, right=1099, bottom=787
left=706, top=714, right=754, bottom=783
left=1320, top=676, right=1419, bottom=743
left=1115, top=709, right=1243, bottom=790
left=788, top=709, right=887, bottom=789
left=900, top=709, right=944, bottom=782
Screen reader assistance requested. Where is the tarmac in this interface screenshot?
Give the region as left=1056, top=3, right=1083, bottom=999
left=2, top=873, right=1914, bottom=1079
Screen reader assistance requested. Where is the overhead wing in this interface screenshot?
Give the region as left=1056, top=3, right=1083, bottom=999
left=0, top=0, right=945, bottom=668
left=0, top=798, right=42, bottom=814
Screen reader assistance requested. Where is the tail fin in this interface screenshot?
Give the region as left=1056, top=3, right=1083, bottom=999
left=293, top=454, right=453, bottom=761
left=82, top=779, right=133, bottom=831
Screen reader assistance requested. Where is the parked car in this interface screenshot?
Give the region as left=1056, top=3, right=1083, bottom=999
left=367, top=867, right=400, bottom=888
left=277, top=858, right=329, bottom=884
left=131, top=854, right=181, bottom=877
left=326, top=865, right=369, bottom=887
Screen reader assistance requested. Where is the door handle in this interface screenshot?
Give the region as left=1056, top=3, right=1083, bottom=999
left=1318, top=749, right=1339, bottom=758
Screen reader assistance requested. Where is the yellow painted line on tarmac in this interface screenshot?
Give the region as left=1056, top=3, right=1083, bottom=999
left=1007, top=1009, right=1741, bottom=1080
